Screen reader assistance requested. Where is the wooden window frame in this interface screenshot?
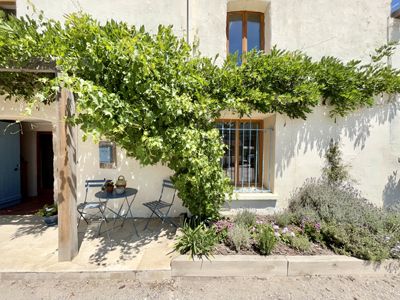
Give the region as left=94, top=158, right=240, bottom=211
left=226, top=11, right=265, bottom=56
left=216, top=119, right=264, bottom=187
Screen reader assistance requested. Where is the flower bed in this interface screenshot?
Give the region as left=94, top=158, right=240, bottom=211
left=213, top=216, right=335, bottom=255
left=174, top=142, right=400, bottom=261
left=211, top=215, right=334, bottom=256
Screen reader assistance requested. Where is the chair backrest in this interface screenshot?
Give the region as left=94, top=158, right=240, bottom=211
left=159, top=179, right=177, bottom=205
left=85, top=179, right=107, bottom=189
left=84, top=179, right=107, bottom=202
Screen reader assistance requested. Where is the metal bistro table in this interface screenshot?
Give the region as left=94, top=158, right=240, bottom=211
left=95, top=187, right=139, bottom=236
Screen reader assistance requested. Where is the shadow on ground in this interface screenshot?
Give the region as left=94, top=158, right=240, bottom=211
left=77, top=218, right=179, bottom=266
left=0, top=215, right=50, bottom=240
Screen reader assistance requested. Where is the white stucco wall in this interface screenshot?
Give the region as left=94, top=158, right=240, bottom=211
left=274, top=99, right=400, bottom=208
left=17, top=0, right=187, bottom=36
left=76, top=131, right=188, bottom=218
left=6, top=0, right=400, bottom=210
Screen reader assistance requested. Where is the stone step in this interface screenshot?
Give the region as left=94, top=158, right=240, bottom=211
left=221, top=193, right=279, bottom=215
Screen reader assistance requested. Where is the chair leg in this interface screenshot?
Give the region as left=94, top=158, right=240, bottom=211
left=132, top=220, right=140, bottom=237
left=77, top=211, right=89, bottom=228
left=144, top=211, right=155, bottom=230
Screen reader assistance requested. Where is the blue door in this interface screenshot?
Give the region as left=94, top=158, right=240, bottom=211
left=0, top=121, right=21, bottom=208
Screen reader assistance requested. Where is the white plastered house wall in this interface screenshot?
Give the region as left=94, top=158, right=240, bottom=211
left=0, top=0, right=398, bottom=214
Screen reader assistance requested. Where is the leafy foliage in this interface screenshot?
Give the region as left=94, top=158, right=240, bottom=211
left=322, top=139, right=350, bottom=184
left=174, top=223, right=218, bottom=260
left=234, top=210, right=256, bottom=227
left=288, top=179, right=400, bottom=260
left=36, top=204, right=57, bottom=217
left=256, top=224, right=277, bottom=255
left=0, top=13, right=400, bottom=217
left=289, top=235, right=311, bottom=252
left=274, top=211, right=295, bottom=227
left=228, top=224, right=251, bottom=251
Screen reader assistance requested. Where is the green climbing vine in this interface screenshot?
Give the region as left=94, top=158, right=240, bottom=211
left=0, top=13, right=399, bottom=218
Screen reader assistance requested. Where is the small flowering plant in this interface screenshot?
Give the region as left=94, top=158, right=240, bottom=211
left=213, top=219, right=234, bottom=241
left=301, top=217, right=322, bottom=242
left=253, top=220, right=296, bottom=245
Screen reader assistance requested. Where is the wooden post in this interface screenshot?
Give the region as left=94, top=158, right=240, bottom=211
left=57, top=87, right=78, bottom=261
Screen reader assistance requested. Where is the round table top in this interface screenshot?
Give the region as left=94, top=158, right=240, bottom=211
left=95, top=187, right=138, bottom=199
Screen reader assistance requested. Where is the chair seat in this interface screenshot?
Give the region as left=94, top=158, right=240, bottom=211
left=77, top=202, right=104, bottom=211
left=143, top=200, right=172, bottom=211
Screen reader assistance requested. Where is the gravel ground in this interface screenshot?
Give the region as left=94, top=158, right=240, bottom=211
left=0, top=276, right=399, bottom=300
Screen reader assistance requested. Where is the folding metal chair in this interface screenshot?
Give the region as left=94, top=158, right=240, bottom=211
left=143, top=179, right=177, bottom=230
left=77, top=179, right=108, bottom=234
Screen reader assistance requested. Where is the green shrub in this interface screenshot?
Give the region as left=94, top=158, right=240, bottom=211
left=290, top=235, right=311, bottom=252
left=36, top=204, right=57, bottom=217
left=302, top=221, right=322, bottom=243
left=288, top=179, right=400, bottom=260
left=257, top=225, right=277, bottom=255
left=235, top=210, right=256, bottom=227
left=320, top=223, right=390, bottom=261
left=274, top=211, right=295, bottom=227
left=228, top=224, right=251, bottom=251
left=174, top=223, right=218, bottom=260
left=322, top=139, right=350, bottom=185
left=289, top=179, right=384, bottom=229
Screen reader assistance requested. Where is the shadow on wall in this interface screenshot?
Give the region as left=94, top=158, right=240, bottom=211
left=383, top=171, right=400, bottom=209
left=390, top=18, right=400, bottom=44
left=276, top=100, right=399, bottom=177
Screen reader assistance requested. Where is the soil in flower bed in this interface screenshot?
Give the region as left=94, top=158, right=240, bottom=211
left=212, top=215, right=335, bottom=256
left=213, top=240, right=334, bottom=256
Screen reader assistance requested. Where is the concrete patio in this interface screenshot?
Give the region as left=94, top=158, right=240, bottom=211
left=0, top=215, right=179, bottom=273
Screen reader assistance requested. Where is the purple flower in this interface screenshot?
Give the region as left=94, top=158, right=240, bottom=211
left=315, top=223, right=321, bottom=230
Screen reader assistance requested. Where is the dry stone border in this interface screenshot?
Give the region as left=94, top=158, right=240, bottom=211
left=171, top=255, right=400, bottom=277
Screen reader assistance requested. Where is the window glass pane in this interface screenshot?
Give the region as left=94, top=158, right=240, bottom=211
left=239, top=122, right=259, bottom=186
left=247, top=13, right=261, bottom=51
left=99, top=145, right=112, bottom=163
left=99, top=141, right=116, bottom=168
left=217, top=122, right=236, bottom=184
left=228, top=14, right=242, bottom=62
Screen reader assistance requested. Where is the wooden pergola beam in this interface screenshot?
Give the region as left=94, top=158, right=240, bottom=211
left=57, top=87, right=78, bottom=261
left=0, top=68, right=57, bottom=74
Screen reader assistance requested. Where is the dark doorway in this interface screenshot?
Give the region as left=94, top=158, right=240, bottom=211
left=37, top=132, right=54, bottom=195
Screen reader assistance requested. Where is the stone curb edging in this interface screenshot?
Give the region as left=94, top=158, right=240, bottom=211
left=1, top=255, right=398, bottom=281
left=171, top=255, right=400, bottom=277
left=0, top=270, right=171, bottom=282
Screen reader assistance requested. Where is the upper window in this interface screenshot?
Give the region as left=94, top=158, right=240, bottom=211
left=227, top=11, right=264, bottom=62
left=0, top=2, right=16, bottom=19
